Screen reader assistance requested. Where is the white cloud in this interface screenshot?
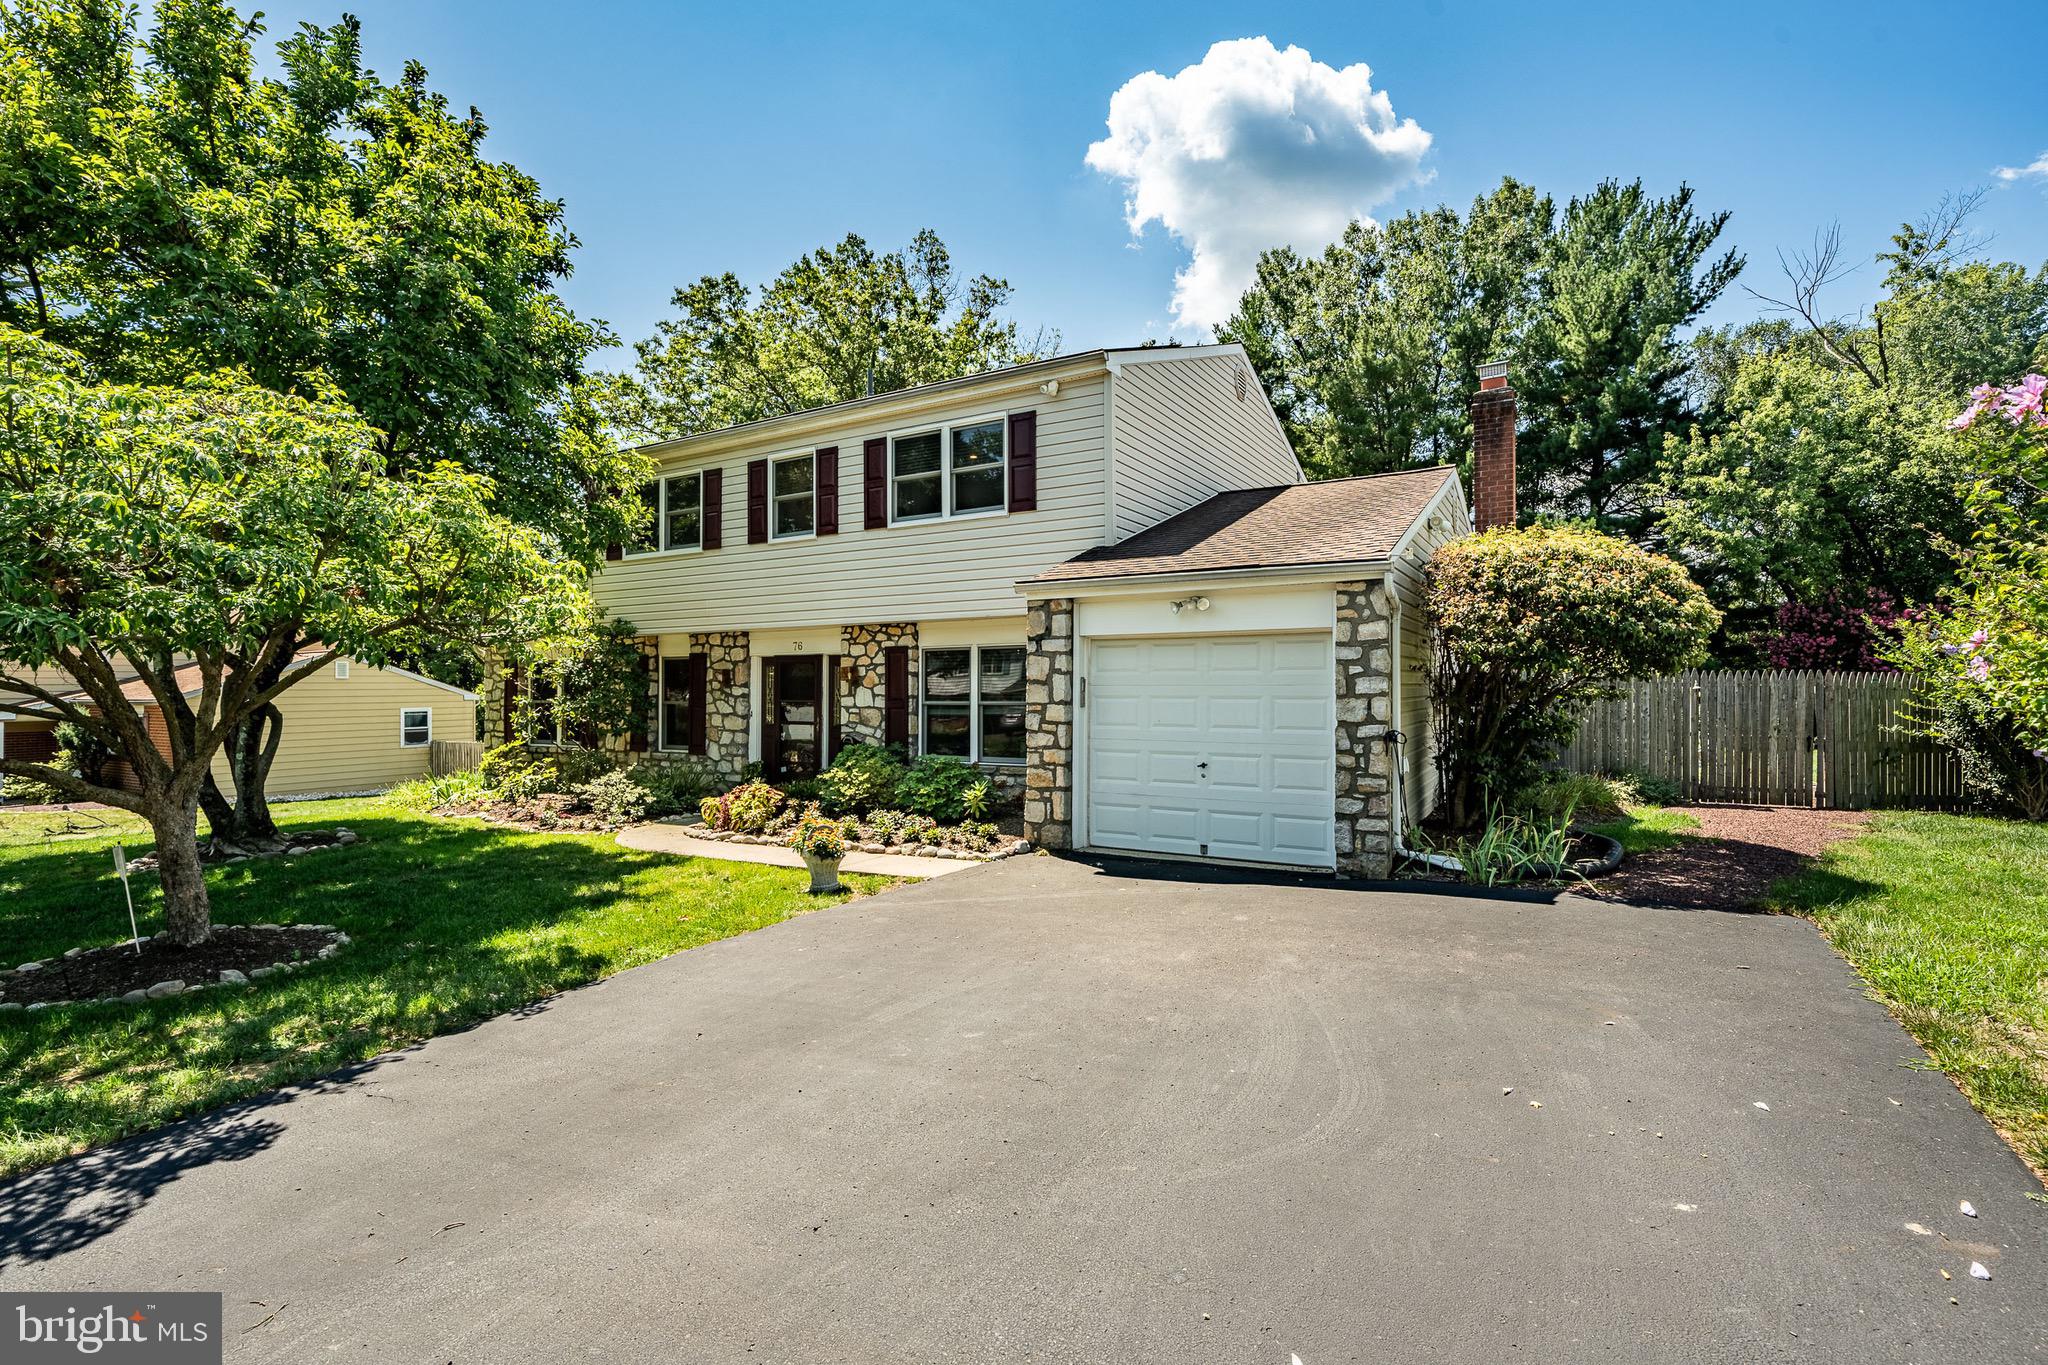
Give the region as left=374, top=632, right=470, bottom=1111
left=1994, top=151, right=2048, bottom=183
left=1086, top=37, right=1432, bottom=331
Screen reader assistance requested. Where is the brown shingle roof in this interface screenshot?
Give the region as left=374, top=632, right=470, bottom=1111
left=1029, top=465, right=1459, bottom=584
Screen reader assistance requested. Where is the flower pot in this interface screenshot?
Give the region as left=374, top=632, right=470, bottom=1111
left=802, top=851, right=845, bottom=894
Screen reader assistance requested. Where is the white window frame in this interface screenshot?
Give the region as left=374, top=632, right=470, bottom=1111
left=624, top=470, right=707, bottom=557
left=399, top=706, right=433, bottom=748
left=334, top=660, right=350, bottom=679
left=888, top=412, right=1009, bottom=527
left=769, top=452, right=816, bottom=541
left=657, top=656, right=693, bottom=753
left=918, top=643, right=1025, bottom=766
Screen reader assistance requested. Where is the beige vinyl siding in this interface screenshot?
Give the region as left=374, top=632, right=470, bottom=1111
left=593, top=373, right=1110, bottom=633
left=1106, top=351, right=1303, bottom=543
left=1385, top=480, right=1469, bottom=828
left=210, top=663, right=471, bottom=798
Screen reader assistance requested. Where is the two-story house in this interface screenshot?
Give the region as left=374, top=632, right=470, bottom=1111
left=497, top=343, right=1478, bottom=877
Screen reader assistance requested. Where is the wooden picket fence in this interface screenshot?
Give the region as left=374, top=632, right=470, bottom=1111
left=1556, top=670, right=1965, bottom=809
left=428, top=739, right=485, bottom=777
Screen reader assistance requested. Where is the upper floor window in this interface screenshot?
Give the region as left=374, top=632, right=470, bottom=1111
left=629, top=473, right=703, bottom=554
left=891, top=417, right=1006, bottom=524
left=772, top=454, right=814, bottom=538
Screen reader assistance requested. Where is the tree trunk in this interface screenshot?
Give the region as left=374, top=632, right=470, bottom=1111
left=147, top=796, right=212, bottom=947
left=201, top=704, right=285, bottom=853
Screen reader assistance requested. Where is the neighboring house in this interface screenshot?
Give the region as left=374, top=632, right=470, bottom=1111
left=510, top=343, right=1509, bottom=877
left=4, top=657, right=475, bottom=799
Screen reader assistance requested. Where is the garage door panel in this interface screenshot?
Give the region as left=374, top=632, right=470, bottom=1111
left=1271, top=814, right=1334, bottom=859
left=1272, top=696, right=1329, bottom=733
left=1084, top=632, right=1335, bottom=868
left=1271, top=754, right=1330, bottom=795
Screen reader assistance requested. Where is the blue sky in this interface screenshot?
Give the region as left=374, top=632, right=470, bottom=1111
left=249, top=0, right=2048, bottom=366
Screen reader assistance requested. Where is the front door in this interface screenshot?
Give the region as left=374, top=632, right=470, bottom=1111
left=763, top=655, right=825, bottom=782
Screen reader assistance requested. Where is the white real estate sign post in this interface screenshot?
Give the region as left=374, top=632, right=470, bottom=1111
left=113, top=843, right=141, bottom=953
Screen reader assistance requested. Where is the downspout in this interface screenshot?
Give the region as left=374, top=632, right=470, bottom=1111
left=1384, top=728, right=1464, bottom=873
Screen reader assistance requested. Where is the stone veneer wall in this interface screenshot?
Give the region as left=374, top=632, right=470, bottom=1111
left=1021, top=598, right=1074, bottom=849
left=836, top=623, right=918, bottom=753
left=690, top=631, right=750, bottom=785
left=1334, top=582, right=1397, bottom=877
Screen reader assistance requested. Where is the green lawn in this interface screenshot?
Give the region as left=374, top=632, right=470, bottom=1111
left=0, top=797, right=894, bottom=1179
left=1586, top=804, right=1702, bottom=855
left=1770, top=812, right=2048, bottom=1179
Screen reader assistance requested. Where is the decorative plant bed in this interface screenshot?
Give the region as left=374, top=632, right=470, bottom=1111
left=683, top=821, right=1031, bottom=862
left=434, top=795, right=627, bottom=833
left=0, top=924, right=348, bottom=1010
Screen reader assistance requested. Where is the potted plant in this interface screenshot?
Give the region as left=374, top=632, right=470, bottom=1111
left=788, top=814, right=848, bottom=894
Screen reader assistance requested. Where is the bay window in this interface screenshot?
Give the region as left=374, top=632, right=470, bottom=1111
left=891, top=416, right=1007, bottom=523
left=921, top=644, right=1025, bottom=764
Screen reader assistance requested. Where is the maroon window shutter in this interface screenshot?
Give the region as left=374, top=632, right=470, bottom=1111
left=702, top=468, right=723, bottom=550
left=501, top=668, right=518, bottom=743
left=686, top=653, right=708, bottom=755
left=815, top=446, right=839, bottom=536
left=604, top=542, right=622, bottom=562
left=1008, top=410, right=1037, bottom=513
left=746, top=459, right=768, bottom=543
left=883, top=645, right=910, bottom=747
left=863, top=437, right=888, bottom=530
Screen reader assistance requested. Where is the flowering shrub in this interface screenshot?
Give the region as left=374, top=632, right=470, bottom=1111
left=1427, top=526, right=1719, bottom=831
left=1892, top=375, right=2048, bottom=818
left=572, top=771, right=654, bottom=826
left=1762, top=589, right=1910, bottom=671
left=787, top=813, right=847, bottom=861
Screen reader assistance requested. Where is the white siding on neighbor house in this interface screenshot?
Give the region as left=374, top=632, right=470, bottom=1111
left=1385, top=477, right=1470, bottom=829
left=1106, top=349, right=1303, bottom=543
left=593, top=372, right=1112, bottom=634
left=211, top=663, right=473, bottom=798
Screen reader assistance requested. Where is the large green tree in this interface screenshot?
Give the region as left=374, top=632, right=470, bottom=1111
left=1219, top=177, right=1740, bottom=523
left=1656, top=201, right=2048, bottom=650
left=0, top=327, right=586, bottom=943
left=0, top=0, right=639, bottom=843
left=1220, top=179, right=1549, bottom=478
left=608, top=229, right=1050, bottom=441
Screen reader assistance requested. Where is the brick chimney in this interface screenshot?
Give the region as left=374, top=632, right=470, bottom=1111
left=1471, top=360, right=1517, bottom=531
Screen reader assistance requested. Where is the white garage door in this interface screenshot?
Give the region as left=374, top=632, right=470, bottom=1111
left=1085, top=632, right=1334, bottom=868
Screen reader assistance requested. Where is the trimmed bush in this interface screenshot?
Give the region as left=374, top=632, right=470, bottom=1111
left=574, top=771, right=654, bottom=826
left=720, top=781, right=784, bottom=834
left=1427, top=526, right=1718, bottom=832
left=894, top=755, right=983, bottom=823
left=817, top=743, right=908, bottom=815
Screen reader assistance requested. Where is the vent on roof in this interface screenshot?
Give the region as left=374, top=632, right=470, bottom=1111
left=335, top=661, right=350, bottom=680
left=1233, top=366, right=1249, bottom=402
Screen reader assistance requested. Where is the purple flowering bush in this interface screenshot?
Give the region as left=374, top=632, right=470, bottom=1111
left=1892, top=375, right=2048, bottom=818
left=1762, top=589, right=1910, bottom=671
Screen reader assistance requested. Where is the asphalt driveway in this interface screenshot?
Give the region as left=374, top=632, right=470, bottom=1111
left=3, top=855, right=2043, bottom=1362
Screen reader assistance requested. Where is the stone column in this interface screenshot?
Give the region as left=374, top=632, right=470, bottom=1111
left=1023, top=598, right=1074, bottom=849
left=1335, top=581, right=1397, bottom=878
left=692, top=630, right=751, bottom=785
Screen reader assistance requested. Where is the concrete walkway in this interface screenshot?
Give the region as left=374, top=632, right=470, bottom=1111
left=616, top=819, right=982, bottom=878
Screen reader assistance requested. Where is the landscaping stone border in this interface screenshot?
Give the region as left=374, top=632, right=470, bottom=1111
left=681, top=824, right=1031, bottom=862
left=122, top=826, right=362, bottom=873
left=0, top=926, right=349, bottom=1012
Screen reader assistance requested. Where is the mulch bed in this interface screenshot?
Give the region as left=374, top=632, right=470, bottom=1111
left=1, top=926, right=339, bottom=1006
left=1581, top=805, right=1871, bottom=911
